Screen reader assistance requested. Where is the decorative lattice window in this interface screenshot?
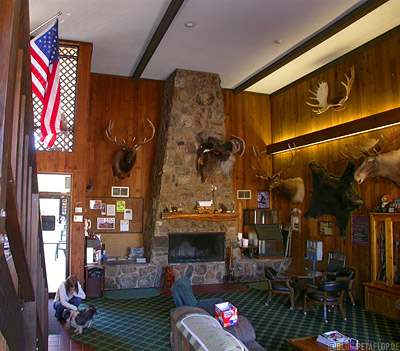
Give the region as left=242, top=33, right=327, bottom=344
left=33, top=45, right=78, bottom=152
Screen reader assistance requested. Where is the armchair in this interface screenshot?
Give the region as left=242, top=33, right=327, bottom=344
left=264, top=266, right=295, bottom=310
left=171, top=277, right=223, bottom=316
left=324, top=252, right=346, bottom=280
left=303, top=279, right=347, bottom=323
left=335, top=267, right=355, bottom=305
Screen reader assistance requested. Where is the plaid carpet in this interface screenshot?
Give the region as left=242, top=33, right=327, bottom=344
left=71, top=285, right=400, bottom=350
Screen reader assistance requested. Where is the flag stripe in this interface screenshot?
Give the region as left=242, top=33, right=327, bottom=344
left=30, top=19, right=61, bottom=148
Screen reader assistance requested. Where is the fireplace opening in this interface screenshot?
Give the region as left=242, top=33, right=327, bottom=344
left=168, top=232, right=225, bottom=263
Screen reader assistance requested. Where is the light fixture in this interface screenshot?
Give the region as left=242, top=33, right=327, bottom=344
left=266, top=107, right=400, bottom=154
left=274, top=39, right=283, bottom=44
left=184, top=21, right=196, bottom=28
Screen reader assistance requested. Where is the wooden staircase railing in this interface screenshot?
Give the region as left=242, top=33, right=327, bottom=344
left=0, top=0, right=49, bottom=349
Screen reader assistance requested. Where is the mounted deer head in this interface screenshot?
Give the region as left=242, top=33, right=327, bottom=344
left=106, top=119, right=155, bottom=179
left=252, top=145, right=305, bottom=203
left=341, top=128, right=400, bottom=187
left=306, top=66, right=355, bottom=114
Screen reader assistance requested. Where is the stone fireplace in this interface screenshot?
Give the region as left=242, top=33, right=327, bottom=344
left=104, top=69, right=291, bottom=290
left=144, top=69, right=238, bottom=266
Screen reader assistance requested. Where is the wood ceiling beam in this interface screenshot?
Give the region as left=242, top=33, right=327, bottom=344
left=233, top=0, right=389, bottom=94
left=131, top=0, right=185, bottom=82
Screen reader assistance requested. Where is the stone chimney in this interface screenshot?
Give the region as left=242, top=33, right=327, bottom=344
left=144, top=69, right=239, bottom=265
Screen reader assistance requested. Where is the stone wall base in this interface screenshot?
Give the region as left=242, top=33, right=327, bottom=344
left=104, top=257, right=292, bottom=290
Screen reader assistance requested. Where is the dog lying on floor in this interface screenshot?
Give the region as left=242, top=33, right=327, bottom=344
left=63, top=304, right=97, bottom=335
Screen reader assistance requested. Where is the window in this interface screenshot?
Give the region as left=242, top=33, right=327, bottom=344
left=33, top=45, right=78, bottom=152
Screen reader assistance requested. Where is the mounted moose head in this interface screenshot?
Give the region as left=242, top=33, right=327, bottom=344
left=105, top=119, right=155, bottom=179
left=252, top=145, right=305, bottom=203
left=341, top=129, right=400, bottom=187
left=306, top=66, right=355, bottom=114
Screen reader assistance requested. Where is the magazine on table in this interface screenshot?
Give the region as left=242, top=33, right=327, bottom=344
left=317, top=330, right=350, bottom=346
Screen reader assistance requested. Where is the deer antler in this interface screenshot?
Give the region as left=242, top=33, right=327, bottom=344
left=105, top=120, right=127, bottom=149
left=132, top=119, right=156, bottom=151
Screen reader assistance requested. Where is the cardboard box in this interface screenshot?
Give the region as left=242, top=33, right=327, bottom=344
left=215, top=302, right=238, bottom=328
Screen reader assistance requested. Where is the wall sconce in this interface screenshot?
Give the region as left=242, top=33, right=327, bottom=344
left=267, top=107, right=400, bottom=154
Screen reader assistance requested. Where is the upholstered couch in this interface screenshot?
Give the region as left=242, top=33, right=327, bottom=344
left=170, top=306, right=265, bottom=351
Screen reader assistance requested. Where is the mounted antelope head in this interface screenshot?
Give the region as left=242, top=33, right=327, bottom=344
left=341, top=128, right=400, bottom=187
left=106, top=119, right=155, bottom=179
left=306, top=66, right=355, bottom=114
left=252, top=145, right=305, bottom=203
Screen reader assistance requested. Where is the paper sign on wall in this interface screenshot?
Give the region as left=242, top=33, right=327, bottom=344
left=120, top=220, right=129, bottom=231
left=116, top=200, right=125, bottom=212
left=124, top=209, right=132, bottom=220
left=107, top=204, right=116, bottom=216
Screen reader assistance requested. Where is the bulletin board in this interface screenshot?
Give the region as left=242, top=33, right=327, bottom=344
left=85, top=197, right=143, bottom=234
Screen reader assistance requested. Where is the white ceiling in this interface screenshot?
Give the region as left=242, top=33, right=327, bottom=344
left=29, top=0, right=400, bottom=94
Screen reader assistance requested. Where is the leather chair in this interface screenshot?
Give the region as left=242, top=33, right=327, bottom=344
left=335, top=267, right=356, bottom=305
left=264, top=266, right=295, bottom=310
left=171, top=277, right=223, bottom=316
left=303, top=279, right=347, bottom=323
left=324, top=252, right=346, bottom=280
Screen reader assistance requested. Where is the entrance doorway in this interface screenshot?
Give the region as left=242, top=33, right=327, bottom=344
left=38, top=174, right=71, bottom=293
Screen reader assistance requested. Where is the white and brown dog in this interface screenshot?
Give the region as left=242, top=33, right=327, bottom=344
left=63, top=304, right=97, bottom=335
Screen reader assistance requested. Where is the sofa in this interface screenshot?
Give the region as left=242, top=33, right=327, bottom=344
left=170, top=306, right=265, bottom=351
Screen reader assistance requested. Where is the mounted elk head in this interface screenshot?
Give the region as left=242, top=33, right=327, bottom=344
left=252, top=145, right=305, bottom=203
left=341, top=129, right=400, bottom=187
left=306, top=66, right=355, bottom=114
left=105, top=119, right=155, bottom=179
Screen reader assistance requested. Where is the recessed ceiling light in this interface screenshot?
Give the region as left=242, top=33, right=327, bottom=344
left=274, top=39, right=283, bottom=44
left=184, top=21, right=196, bottom=28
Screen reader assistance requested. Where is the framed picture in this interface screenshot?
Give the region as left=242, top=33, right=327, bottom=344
left=320, top=221, right=334, bottom=236
left=291, top=209, right=301, bottom=232
left=97, top=217, right=115, bottom=230
left=257, top=191, right=269, bottom=209
left=352, top=215, right=369, bottom=245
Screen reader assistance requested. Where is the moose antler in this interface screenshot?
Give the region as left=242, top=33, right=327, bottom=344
left=307, top=66, right=355, bottom=114
left=341, top=128, right=400, bottom=160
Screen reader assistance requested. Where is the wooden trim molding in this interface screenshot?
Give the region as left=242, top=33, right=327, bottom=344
left=161, top=212, right=239, bottom=222
left=233, top=0, right=389, bottom=94
left=266, top=107, right=400, bottom=154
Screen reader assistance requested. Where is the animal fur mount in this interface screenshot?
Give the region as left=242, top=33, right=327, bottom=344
left=341, top=128, right=400, bottom=187
left=306, top=66, right=355, bottom=114
left=305, top=161, right=364, bottom=237
left=105, top=119, right=155, bottom=179
left=252, top=145, right=305, bottom=203
left=196, top=131, right=245, bottom=183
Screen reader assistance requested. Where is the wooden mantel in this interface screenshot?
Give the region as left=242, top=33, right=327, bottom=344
left=161, top=212, right=239, bottom=222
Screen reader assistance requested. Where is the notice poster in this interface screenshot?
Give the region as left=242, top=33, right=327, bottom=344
left=120, top=220, right=129, bottom=231
left=117, top=200, right=126, bottom=212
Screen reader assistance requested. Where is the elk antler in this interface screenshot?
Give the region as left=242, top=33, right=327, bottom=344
left=132, top=119, right=156, bottom=151
left=106, top=120, right=127, bottom=149
left=306, top=66, right=355, bottom=114
left=252, top=144, right=299, bottom=186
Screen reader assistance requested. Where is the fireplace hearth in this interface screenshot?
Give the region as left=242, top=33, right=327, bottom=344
left=168, top=232, right=225, bottom=263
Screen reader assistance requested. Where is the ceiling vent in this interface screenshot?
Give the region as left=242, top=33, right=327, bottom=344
left=111, top=186, right=129, bottom=197
left=237, top=190, right=251, bottom=200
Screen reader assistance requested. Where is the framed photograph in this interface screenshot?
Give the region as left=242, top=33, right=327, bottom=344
left=352, top=215, right=369, bottom=245
left=89, top=199, right=102, bottom=210
left=320, top=221, right=334, bottom=236
left=257, top=191, right=269, bottom=209
left=97, top=217, right=115, bottom=230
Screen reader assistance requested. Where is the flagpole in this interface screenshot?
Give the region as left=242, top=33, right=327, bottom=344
left=30, top=11, right=62, bottom=35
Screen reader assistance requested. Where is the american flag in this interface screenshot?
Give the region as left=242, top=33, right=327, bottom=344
left=30, top=19, right=61, bottom=147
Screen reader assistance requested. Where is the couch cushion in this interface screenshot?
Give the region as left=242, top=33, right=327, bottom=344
left=177, top=313, right=249, bottom=351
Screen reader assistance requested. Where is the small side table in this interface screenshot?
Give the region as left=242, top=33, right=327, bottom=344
left=84, top=264, right=105, bottom=298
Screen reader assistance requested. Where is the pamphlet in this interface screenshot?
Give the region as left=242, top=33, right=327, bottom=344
left=317, top=330, right=349, bottom=347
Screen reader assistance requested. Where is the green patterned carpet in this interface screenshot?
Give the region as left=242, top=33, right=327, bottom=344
left=71, top=285, right=400, bottom=350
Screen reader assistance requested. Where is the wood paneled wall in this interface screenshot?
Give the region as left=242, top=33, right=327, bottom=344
left=36, top=41, right=92, bottom=284
left=270, top=31, right=400, bottom=300
left=87, top=75, right=163, bottom=257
